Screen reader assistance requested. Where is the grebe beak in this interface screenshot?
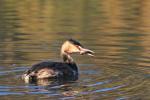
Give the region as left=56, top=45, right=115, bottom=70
left=79, top=47, right=94, bottom=57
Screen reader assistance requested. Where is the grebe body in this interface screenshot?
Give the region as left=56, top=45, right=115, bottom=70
left=22, top=39, right=94, bottom=83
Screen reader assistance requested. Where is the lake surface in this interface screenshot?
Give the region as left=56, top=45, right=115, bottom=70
left=0, top=0, right=150, bottom=100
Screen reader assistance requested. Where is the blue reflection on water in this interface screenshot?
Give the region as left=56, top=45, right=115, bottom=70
left=80, top=84, right=125, bottom=95
left=86, top=80, right=110, bottom=87
left=116, top=97, right=128, bottom=100
left=92, top=85, right=124, bottom=93
left=0, top=91, right=24, bottom=96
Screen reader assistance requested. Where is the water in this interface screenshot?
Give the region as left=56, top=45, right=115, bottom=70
left=0, top=0, right=149, bottom=100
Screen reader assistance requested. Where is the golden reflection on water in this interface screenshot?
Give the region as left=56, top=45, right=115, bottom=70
left=0, top=0, right=149, bottom=100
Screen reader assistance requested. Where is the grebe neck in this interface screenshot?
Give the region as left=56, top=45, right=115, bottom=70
left=61, top=52, right=74, bottom=63
left=60, top=41, right=74, bottom=63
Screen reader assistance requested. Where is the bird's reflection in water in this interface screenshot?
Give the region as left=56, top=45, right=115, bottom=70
left=30, top=78, right=79, bottom=97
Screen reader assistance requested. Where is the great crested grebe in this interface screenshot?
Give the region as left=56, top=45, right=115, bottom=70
left=22, top=39, right=94, bottom=83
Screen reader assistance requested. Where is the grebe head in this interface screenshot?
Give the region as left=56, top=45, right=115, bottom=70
left=61, top=39, right=94, bottom=63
